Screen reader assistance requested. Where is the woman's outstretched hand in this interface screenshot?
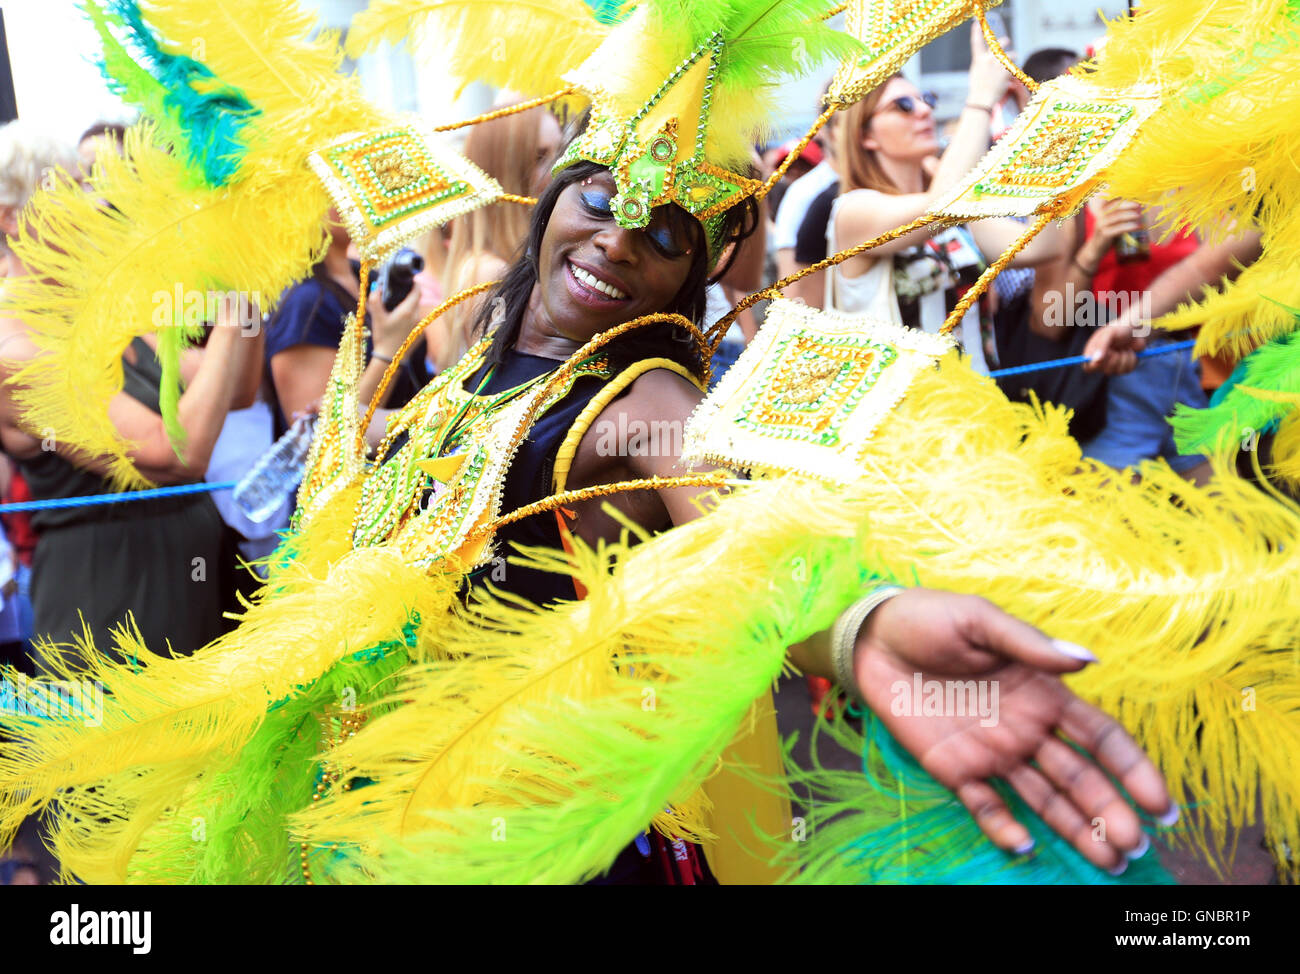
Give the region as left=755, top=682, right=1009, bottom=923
left=968, top=21, right=1014, bottom=109
left=853, top=588, right=1176, bottom=874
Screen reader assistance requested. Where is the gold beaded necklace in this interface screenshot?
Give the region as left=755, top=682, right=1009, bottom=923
left=300, top=705, right=368, bottom=885
left=351, top=339, right=612, bottom=555
left=352, top=313, right=716, bottom=570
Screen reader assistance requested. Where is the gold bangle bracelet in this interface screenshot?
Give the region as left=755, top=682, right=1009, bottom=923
left=830, top=586, right=904, bottom=706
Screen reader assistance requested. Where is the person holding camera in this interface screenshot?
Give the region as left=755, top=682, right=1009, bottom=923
left=265, top=209, right=430, bottom=436
left=825, top=25, right=1064, bottom=372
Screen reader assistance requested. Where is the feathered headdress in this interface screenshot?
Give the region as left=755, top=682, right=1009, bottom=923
left=554, top=0, right=858, bottom=256
left=348, top=0, right=861, bottom=259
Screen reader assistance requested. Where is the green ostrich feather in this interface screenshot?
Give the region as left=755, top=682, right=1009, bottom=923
left=295, top=530, right=894, bottom=885
left=583, top=0, right=630, bottom=25
left=124, top=644, right=413, bottom=884
left=83, top=0, right=259, bottom=187
left=782, top=715, right=1175, bottom=885
left=1172, top=329, right=1300, bottom=455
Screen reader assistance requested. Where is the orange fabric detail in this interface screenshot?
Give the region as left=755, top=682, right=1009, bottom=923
left=555, top=506, right=588, bottom=601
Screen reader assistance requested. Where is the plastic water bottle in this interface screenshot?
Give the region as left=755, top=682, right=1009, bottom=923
left=233, top=415, right=317, bottom=523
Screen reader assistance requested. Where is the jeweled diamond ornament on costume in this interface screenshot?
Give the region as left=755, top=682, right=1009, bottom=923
left=684, top=299, right=954, bottom=482
left=309, top=124, right=504, bottom=263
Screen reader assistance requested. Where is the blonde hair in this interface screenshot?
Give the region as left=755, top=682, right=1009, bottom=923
left=435, top=103, right=551, bottom=368
left=835, top=74, right=930, bottom=196
left=0, top=121, right=76, bottom=211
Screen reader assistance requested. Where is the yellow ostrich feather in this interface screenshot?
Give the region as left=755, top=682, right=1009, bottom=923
left=2, top=127, right=330, bottom=487
left=1272, top=414, right=1300, bottom=484
left=278, top=354, right=1300, bottom=883
left=0, top=483, right=457, bottom=870
left=350, top=0, right=858, bottom=174
left=1086, top=0, right=1300, bottom=356
left=1156, top=252, right=1300, bottom=359
left=139, top=0, right=379, bottom=177
left=291, top=532, right=824, bottom=884
left=0, top=0, right=383, bottom=486
left=344, top=0, right=614, bottom=98
left=803, top=359, right=1300, bottom=877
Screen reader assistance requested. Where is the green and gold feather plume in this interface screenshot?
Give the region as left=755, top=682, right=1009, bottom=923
left=293, top=527, right=876, bottom=884
left=0, top=486, right=458, bottom=881
left=303, top=356, right=1300, bottom=882
left=1, top=0, right=381, bottom=484
left=7, top=356, right=1300, bottom=882
left=566, top=0, right=860, bottom=171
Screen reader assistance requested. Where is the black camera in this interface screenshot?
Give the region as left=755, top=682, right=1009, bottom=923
left=375, top=249, right=425, bottom=311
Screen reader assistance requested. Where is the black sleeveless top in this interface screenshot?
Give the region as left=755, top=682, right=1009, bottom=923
left=461, top=347, right=717, bottom=885
left=462, top=348, right=610, bottom=606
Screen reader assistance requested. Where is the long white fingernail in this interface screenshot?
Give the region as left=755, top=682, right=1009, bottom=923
left=1156, top=803, right=1180, bottom=827
left=1051, top=639, right=1099, bottom=664
left=1013, top=838, right=1035, bottom=856
left=1126, top=833, right=1151, bottom=861
left=1107, top=858, right=1128, bottom=877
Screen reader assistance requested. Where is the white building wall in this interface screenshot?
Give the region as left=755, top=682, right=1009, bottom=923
left=303, top=0, right=491, bottom=133
left=918, top=0, right=1132, bottom=122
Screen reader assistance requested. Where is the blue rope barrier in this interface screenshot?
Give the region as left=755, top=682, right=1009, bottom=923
left=988, top=338, right=1197, bottom=379
left=0, top=340, right=1201, bottom=515
left=0, top=480, right=236, bottom=513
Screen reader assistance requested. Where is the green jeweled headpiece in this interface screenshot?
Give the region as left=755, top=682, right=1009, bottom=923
left=554, top=28, right=760, bottom=260
left=550, top=1, right=859, bottom=262
left=348, top=0, right=861, bottom=263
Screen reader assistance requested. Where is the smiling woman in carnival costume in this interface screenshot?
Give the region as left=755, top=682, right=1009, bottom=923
left=1, top=0, right=1299, bottom=886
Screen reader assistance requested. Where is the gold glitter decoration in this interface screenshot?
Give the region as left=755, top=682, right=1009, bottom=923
left=928, top=74, right=1162, bottom=220
left=778, top=356, right=844, bottom=406
left=473, top=472, right=733, bottom=542
left=358, top=280, right=498, bottom=455
left=300, top=705, right=368, bottom=886
left=309, top=123, right=504, bottom=263
left=828, top=0, right=1007, bottom=106
left=371, top=149, right=423, bottom=192
left=684, top=298, right=955, bottom=483
left=345, top=309, right=710, bottom=573
left=296, top=260, right=373, bottom=526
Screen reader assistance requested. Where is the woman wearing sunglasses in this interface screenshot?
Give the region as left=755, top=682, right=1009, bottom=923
left=827, top=24, right=1064, bottom=373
